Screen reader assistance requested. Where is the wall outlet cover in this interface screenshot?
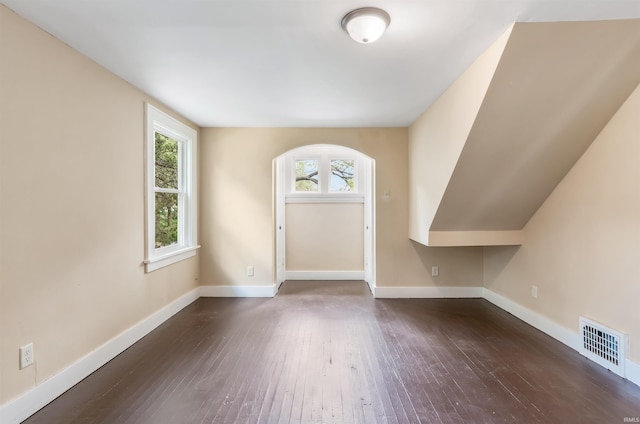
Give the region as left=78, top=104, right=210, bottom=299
left=20, top=343, right=34, bottom=369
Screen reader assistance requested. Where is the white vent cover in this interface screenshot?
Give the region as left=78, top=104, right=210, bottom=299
left=579, top=317, right=626, bottom=378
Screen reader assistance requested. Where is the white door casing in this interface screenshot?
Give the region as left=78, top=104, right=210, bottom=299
left=274, top=145, right=375, bottom=292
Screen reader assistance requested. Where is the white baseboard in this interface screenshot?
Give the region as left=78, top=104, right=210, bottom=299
left=366, top=280, right=376, bottom=295
left=482, top=288, right=581, bottom=351
left=0, top=287, right=201, bottom=424
left=374, top=286, right=483, bottom=298
left=482, top=288, right=640, bottom=388
left=626, top=358, right=640, bottom=387
left=285, top=270, right=364, bottom=281
left=199, top=284, right=276, bottom=297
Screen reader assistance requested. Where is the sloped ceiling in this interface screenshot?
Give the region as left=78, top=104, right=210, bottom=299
left=429, top=20, right=640, bottom=235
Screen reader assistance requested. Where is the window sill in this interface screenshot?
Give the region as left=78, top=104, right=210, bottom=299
left=144, top=245, right=200, bottom=273
left=285, top=194, right=364, bottom=204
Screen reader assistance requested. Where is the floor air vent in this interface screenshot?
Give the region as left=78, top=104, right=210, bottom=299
left=579, top=317, right=626, bottom=377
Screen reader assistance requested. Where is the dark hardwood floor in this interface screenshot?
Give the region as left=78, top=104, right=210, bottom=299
left=24, top=281, right=640, bottom=423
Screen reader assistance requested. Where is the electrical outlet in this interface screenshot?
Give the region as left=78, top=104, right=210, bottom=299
left=431, top=266, right=439, bottom=277
left=247, top=266, right=254, bottom=277
left=19, top=343, right=34, bottom=369
left=531, top=285, right=538, bottom=299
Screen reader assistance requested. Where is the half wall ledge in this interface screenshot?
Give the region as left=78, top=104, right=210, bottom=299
left=423, top=230, right=524, bottom=247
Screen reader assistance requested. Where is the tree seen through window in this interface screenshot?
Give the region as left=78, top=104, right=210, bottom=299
left=330, top=159, right=355, bottom=192
left=295, top=159, right=319, bottom=191
left=155, top=133, right=179, bottom=248
left=295, top=158, right=356, bottom=192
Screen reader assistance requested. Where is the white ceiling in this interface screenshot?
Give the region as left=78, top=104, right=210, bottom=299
left=3, top=0, right=640, bottom=127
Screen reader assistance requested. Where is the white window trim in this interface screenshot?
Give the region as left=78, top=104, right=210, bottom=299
left=285, top=195, right=364, bottom=204
left=144, top=104, right=199, bottom=272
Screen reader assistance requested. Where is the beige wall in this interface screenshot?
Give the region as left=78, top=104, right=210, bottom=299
left=199, top=127, right=484, bottom=288
left=408, top=25, right=512, bottom=245
left=286, top=203, right=364, bottom=271
left=0, top=7, right=199, bottom=405
left=484, top=82, right=640, bottom=362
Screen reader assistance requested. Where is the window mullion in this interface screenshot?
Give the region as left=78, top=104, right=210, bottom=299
left=319, top=153, right=329, bottom=193
left=155, top=188, right=180, bottom=194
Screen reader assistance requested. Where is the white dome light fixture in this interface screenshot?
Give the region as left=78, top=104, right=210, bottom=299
left=341, top=7, right=390, bottom=44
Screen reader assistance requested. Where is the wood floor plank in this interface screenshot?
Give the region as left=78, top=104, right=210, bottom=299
left=22, top=281, right=640, bottom=424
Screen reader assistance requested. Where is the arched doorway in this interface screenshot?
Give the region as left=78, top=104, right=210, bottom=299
left=274, top=145, right=375, bottom=293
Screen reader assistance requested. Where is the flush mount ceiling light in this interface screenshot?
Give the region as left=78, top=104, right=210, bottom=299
left=341, top=7, right=391, bottom=44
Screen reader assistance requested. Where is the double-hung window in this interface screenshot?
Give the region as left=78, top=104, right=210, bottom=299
left=145, top=104, right=198, bottom=272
